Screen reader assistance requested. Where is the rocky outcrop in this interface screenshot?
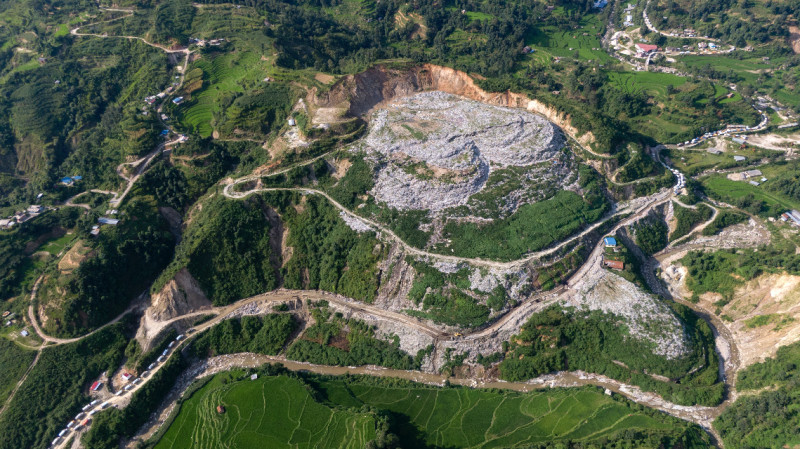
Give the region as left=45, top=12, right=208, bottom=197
left=314, top=64, right=595, bottom=147
left=147, top=268, right=212, bottom=322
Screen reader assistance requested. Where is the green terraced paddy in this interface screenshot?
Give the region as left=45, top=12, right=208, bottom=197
left=154, top=375, right=377, bottom=449
left=608, top=71, right=688, bottom=99
left=157, top=372, right=709, bottom=448
left=177, top=52, right=272, bottom=137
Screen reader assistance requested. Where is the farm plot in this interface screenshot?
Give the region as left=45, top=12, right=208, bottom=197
left=157, top=373, right=709, bottom=449
left=608, top=71, right=688, bottom=99
left=702, top=175, right=800, bottom=215
left=176, top=52, right=273, bottom=137
left=524, top=14, right=613, bottom=62
left=154, top=375, right=378, bottom=449
left=319, top=379, right=708, bottom=448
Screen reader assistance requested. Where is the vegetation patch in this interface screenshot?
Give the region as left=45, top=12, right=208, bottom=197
left=0, top=323, right=128, bottom=449
left=716, top=339, right=800, bottom=449
left=286, top=306, right=420, bottom=370
left=0, top=339, right=36, bottom=405
left=500, top=306, right=723, bottom=406
left=190, top=314, right=297, bottom=358
left=670, top=203, right=713, bottom=241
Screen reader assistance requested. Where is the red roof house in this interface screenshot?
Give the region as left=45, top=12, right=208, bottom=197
left=635, top=43, right=658, bottom=54
left=90, top=381, right=103, bottom=391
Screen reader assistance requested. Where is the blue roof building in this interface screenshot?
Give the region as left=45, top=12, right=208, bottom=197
left=71, top=175, right=82, bottom=181
left=60, top=177, right=74, bottom=186
left=603, top=237, right=617, bottom=247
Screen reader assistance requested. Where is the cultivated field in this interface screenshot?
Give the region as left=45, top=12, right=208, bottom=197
left=157, top=373, right=706, bottom=448
left=154, top=374, right=378, bottom=449
left=525, top=13, right=613, bottom=63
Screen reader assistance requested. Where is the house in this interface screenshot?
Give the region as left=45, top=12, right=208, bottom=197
left=90, top=381, right=103, bottom=391
left=217, top=405, right=226, bottom=414
left=98, top=217, right=120, bottom=225
left=122, top=373, right=133, bottom=382
left=20, top=329, right=29, bottom=337
left=27, top=205, right=45, bottom=214
left=698, top=42, right=708, bottom=49
left=0, top=219, right=13, bottom=229
left=287, top=117, right=296, bottom=126
left=603, top=236, right=617, bottom=247
left=172, top=96, right=184, bottom=105
left=749, top=180, right=760, bottom=186
left=60, top=177, right=74, bottom=186
left=741, top=169, right=762, bottom=179
left=635, top=43, right=658, bottom=56
left=732, top=137, right=747, bottom=145
left=250, top=374, right=258, bottom=380
left=708, top=42, right=717, bottom=50
left=733, top=155, right=746, bottom=162
left=593, top=0, right=608, bottom=9
left=604, top=259, right=625, bottom=270
left=788, top=210, right=800, bottom=226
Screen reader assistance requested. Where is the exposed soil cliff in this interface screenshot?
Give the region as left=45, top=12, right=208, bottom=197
left=314, top=64, right=596, bottom=147
left=147, top=268, right=212, bottom=322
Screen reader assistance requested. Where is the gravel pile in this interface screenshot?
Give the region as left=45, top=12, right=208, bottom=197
left=362, top=91, right=565, bottom=211
left=339, top=211, right=374, bottom=233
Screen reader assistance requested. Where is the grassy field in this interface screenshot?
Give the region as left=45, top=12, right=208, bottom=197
left=525, top=14, right=613, bottom=62
left=680, top=54, right=800, bottom=107
left=154, top=374, right=378, bottom=449
left=157, top=372, right=710, bottom=448
left=0, top=339, right=36, bottom=406
left=39, top=233, right=75, bottom=256
left=702, top=175, right=800, bottom=212
left=665, top=146, right=780, bottom=176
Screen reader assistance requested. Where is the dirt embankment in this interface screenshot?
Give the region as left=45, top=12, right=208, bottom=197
left=313, top=64, right=596, bottom=147
left=789, top=26, right=800, bottom=54
left=147, top=268, right=211, bottom=322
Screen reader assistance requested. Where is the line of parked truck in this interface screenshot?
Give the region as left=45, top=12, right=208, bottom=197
left=49, top=334, right=185, bottom=447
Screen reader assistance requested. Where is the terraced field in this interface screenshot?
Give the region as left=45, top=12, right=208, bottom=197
left=336, top=383, right=682, bottom=447
left=154, top=375, right=378, bottom=449
left=608, top=71, right=688, bottom=99
left=177, top=52, right=273, bottom=137
left=157, top=373, right=708, bottom=448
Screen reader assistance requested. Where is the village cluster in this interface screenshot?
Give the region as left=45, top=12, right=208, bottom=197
left=0, top=204, right=47, bottom=230
left=49, top=334, right=186, bottom=447
left=142, top=77, right=188, bottom=143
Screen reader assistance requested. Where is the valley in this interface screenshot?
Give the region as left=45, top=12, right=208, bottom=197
left=0, top=0, right=799, bottom=448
